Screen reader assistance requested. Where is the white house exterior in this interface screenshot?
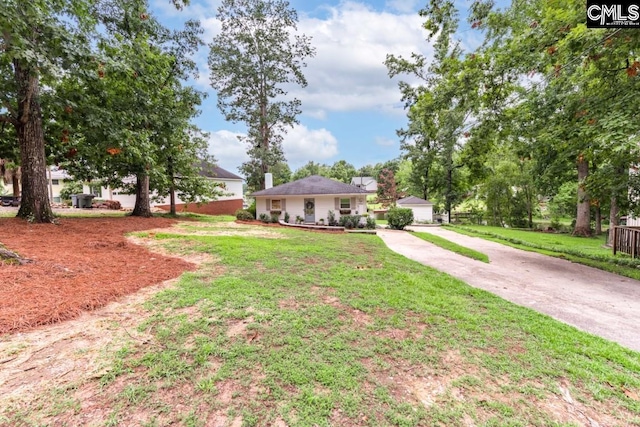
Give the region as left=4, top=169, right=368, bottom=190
left=105, top=165, right=244, bottom=214
left=397, top=196, right=434, bottom=223
left=253, top=175, right=369, bottom=224
left=2, top=166, right=93, bottom=203
left=3, top=165, right=243, bottom=214
left=350, top=176, right=377, bottom=193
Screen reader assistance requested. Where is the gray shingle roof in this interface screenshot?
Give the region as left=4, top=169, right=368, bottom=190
left=197, top=162, right=243, bottom=180
left=252, top=175, right=370, bottom=196
left=397, top=196, right=432, bottom=205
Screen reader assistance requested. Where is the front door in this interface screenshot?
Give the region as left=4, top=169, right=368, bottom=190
left=304, top=198, right=315, bottom=223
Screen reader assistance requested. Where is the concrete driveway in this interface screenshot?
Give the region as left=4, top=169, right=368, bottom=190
left=377, top=227, right=640, bottom=352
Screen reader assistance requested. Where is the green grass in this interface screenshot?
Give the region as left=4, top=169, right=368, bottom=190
left=452, top=225, right=611, bottom=255
left=4, top=219, right=640, bottom=426
left=412, top=231, right=489, bottom=263
left=447, top=224, right=640, bottom=280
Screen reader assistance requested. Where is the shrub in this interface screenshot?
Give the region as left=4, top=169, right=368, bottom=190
left=284, top=211, right=290, bottom=223
left=387, top=207, right=414, bottom=230
left=235, top=209, right=254, bottom=221
left=270, top=213, right=280, bottom=223
left=59, top=181, right=84, bottom=201
left=247, top=199, right=256, bottom=218
left=327, top=210, right=337, bottom=226
left=258, top=213, right=270, bottom=223
left=295, top=215, right=303, bottom=224
left=366, top=216, right=376, bottom=229
left=339, top=214, right=361, bottom=229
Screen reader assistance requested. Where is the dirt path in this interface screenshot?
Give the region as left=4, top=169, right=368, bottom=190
left=377, top=227, right=640, bottom=352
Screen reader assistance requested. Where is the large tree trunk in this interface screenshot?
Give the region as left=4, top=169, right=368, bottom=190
left=14, top=60, right=54, bottom=223
left=608, top=193, right=620, bottom=246
left=573, top=154, right=591, bottom=237
left=131, top=172, right=152, bottom=217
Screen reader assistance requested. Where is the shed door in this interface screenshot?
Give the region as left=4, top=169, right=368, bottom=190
left=304, top=198, right=315, bottom=223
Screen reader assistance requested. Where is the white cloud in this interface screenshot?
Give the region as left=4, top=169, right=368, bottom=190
left=294, top=2, right=432, bottom=114
left=176, top=1, right=433, bottom=114
left=282, top=125, right=338, bottom=169
left=206, top=125, right=338, bottom=173
left=303, top=108, right=327, bottom=120
left=207, top=130, right=248, bottom=174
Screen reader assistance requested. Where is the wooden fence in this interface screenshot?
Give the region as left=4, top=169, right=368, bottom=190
left=612, top=226, right=640, bottom=258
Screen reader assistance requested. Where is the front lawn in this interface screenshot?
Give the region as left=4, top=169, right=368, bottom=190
left=4, top=219, right=640, bottom=426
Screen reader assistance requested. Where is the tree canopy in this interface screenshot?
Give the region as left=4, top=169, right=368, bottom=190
left=386, top=0, right=640, bottom=235
left=208, top=0, right=315, bottom=190
left=0, top=0, right=215, bottom=221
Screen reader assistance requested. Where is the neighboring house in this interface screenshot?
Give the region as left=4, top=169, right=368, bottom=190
left=2, top=164, right=244, bottom=214
left=350, top=176, right=377, bottom=193
left=397, top=196, right=434, bottom=223
left=105, top=165, right=244, bottom=215
left=3, top=166, right=94, bottom=203
left=253, top=174, right=369, bottom=223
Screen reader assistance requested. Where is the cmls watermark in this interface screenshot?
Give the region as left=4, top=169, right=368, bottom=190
left=587, top=1, right=640, bottom=28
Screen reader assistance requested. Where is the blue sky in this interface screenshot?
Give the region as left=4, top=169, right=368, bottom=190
left=150, top=0, right=483, bottom=176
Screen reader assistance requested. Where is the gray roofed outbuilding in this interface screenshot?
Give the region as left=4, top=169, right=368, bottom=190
left=252, top=175, right=370, bottom=196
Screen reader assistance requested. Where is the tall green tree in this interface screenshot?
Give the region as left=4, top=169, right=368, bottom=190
left=386, top=0, right=477, bottom=221
left=208, top=0, right=316, bottom=190
left=471, top=0, right=640, bottom=235
left=329, top=160, right=356, bottom=183
left=0, top=0, right=96, bottom=222
left=55, top=0, right=211, bottom=217
left=0, top=0, right=194, bottom=222
left=291, top=161, right=330, bottom=181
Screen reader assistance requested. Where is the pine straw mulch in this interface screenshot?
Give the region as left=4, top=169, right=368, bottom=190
left=0, top=216, right=195, bottom=335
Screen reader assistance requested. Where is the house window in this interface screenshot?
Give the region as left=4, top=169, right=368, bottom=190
left=51, top=179, right=60, bottom=185
left=90, top=186, right=102, bottom=197
left=271, top=199, right=282, bottom=210
left=340, top=198, right=351, bottom=209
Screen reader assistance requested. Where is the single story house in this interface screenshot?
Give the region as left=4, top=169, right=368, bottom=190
left=397, top=196, right=434, bottom=223
left=253, top=174, right=369, bottom=223
left=350, top=176, right=377, bottom=193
